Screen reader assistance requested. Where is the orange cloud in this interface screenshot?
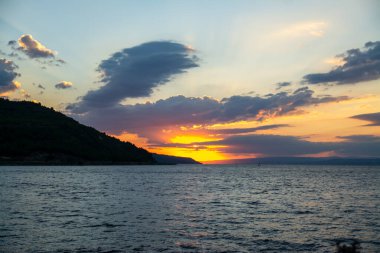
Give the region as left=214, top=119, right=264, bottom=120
left=17, top=34, right=56, bottom=58
left=110, top=132, right=150, bottom=148
left=55, top=81, right=73, bottom=89
left=170, top=135, right=221, bottom=144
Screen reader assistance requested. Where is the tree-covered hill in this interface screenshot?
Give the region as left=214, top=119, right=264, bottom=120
left=0, top=99, right=155, bottom=164
left=152, top=153, right=201, bottom=165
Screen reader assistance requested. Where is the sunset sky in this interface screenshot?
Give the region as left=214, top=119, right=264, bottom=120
left=1, top=0, right=379, bottom=162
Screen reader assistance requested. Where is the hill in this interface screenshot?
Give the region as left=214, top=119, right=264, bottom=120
left=0, top=99, right=155, bottom=165
left=152, top=153, right=201, bottom=165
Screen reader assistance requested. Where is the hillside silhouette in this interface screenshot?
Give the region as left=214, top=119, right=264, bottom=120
left=0, top=99, right=155, bottom=164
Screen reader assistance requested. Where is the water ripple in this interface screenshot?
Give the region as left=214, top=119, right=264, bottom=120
left=0, top=165, right=379, bottom=252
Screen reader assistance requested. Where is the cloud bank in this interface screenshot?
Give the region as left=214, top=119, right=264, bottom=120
left=0, top=59, right=21, bottom=94
left=70, top=87, right=349, bottom=135
left=66, top=39, right=378, bottom=158
left=304, top=41, right=380, bottom=85
left=70, top=41, right=199, bottom=112
left=190, top=134, right=380, bottom=157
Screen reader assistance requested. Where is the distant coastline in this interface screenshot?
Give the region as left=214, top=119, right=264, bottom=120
left=206, top=157, right=380, bottom=166
left=2, top=156, right=379, bottom=166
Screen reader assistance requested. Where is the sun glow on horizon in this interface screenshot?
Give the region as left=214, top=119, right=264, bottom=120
left=170, top=135, right=221, bottom=144
left=148, top=146, right=228, bottom=162
left=111, top=92, right=380, bottom=162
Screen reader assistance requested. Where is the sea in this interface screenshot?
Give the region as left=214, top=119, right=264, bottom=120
left=0, top=165, right=379, bottom=253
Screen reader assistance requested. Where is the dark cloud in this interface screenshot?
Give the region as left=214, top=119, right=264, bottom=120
left=0, top=48, right=24, bottom=61
left=0, top=58, right=21, bottom=94
left=55, top=81, right=73, bottom=89
left=196, top=134, right=380, bottom=157
left=334, top=135, right=380, bottom=157
left=8, top=40, right=17, bottom=46
left=211, top=124, right=290, bottom=135
left=8, top=34, right=64, bottom=65
left=338, top=135, right=378, bottom=142
left=303, top=41, right=380, bottom=85
left=275, top=81, right=291, bottom=90
left=32, top=83, right=46, bottom=90
left=217, top=87, right=347, bottom=122
left=200, top=134, right=330, bottom=156
left=69, top=87, right=349, bottom=136
left=351, top=112, right=380, bottom=126
left=293, top=86, right=308, bottom=94
left=70, top=41, right=199, bottom=112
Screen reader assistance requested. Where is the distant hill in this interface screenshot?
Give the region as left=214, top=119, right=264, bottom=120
left=207, top=157, right=380, bottom=166
left=153, top=153, right=201, bottom=165
left=0, top=99, right=156, bottom=165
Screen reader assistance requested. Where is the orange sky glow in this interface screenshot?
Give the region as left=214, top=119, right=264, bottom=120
left=112, top=93, right=380, bottom=162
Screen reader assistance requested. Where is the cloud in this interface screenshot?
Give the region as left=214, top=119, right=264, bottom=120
left=196, top=134, right=380, bottom=157
left=17, top=34, right=55, bottom=58
left=201, top=134, right=330, bottom=156
left=71, top=41, right=199, bottom=112
left=8, top=34, right=65, bottom=65
left=69, top=87, right=349, bottom=136
left=304, top=41, right=380, bottom=85
left=334, top=135, right=380, bottom=157
left=351, top=112, right=380, bottom=126
left=0, top=49, right=24, bottom=61
left=0, top=58, right=21, bottom=94
left=8, top=40, right=17, bottom=47
left=55, top=81, right=73, bottom=89
left=211, top=124, right=290, bottom=135
left=275, top=81, right=291, bottom=90
left=32, top=83, right=46, bottom=90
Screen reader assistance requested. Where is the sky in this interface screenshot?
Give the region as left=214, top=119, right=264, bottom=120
left=1, top=0, right=380, bottom=162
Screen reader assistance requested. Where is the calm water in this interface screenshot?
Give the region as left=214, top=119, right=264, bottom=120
left=0, top=165, right=379, bottom=253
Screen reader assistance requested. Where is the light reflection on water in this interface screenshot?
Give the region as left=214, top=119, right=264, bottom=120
left=0, top=165, right=379, bottom=252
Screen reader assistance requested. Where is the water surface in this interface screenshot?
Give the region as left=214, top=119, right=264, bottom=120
left=0, top=165, right=379, bottom=252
